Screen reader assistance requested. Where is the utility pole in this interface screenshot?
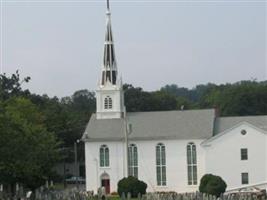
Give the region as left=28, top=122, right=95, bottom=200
left=124, top=117, right=128, bottom=177
left=62, top=146, right=69, bottom=189
left=74, top=139, right=80, bottom=188
left=123, top=106, right=132, bottom=177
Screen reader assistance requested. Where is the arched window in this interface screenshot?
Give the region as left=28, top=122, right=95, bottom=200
left=100, top=145, right=109, bottom=167
left=104, top=96, right=112, bottom=109
left=128, top=144, right=138, bottom=178
left=156, top=143, right=166, bottom=186
left=187, top=142, right=197, bottom=185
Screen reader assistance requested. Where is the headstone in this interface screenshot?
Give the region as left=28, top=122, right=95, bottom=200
left=127, top=192, right=131, bottom=200
left=26, top=191, right=32, bottom=199
left=101, top=186, right=106, bottom=196
left=45, top=180, right=49, bottom=188
left=121, top=192, right=126, bottom=200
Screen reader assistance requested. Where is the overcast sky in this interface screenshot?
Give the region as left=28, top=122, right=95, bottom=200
left=1, top=0, right=266, bottom=97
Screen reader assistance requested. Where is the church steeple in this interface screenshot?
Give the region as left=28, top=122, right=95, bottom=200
left=101, top=0, right=118, bottom=86
left=96, top=0, right=125, bottom=119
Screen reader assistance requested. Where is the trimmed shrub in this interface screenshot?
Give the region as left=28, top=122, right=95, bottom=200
left=117, top=176, right=147, bottom=198
left=110, top=191, right=118, bottom=196
left=199, top=174, right=227, bottom=197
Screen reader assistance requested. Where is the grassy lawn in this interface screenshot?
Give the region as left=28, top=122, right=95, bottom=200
left=108, top=198, right=137, bottom=200
left=108, top=196, right=138, bottom=200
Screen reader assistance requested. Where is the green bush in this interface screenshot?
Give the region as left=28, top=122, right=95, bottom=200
left=117, top=176, right=147, bottom=198
left=199, top=174, right=227, bottom=197
left=110, top=191, right=118, bottom=195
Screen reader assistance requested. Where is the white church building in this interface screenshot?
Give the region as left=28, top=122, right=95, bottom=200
left=82, top=1, right=267, bottom=194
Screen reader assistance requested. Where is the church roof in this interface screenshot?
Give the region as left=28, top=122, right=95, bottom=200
left=82, top=109, right=216, bottom=141
left=214, top=115, right=267, bottom=135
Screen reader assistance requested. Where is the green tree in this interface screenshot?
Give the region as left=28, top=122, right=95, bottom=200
left=123, top=84, right=147, bottom=112
left=0, top=70, right=30, bottom=100
left=0, top=97, right=60, bottom=191
left=200, top=81, right=267, bottom=116
left=176, top=96, right=194, bottom=110
left=28, top=89, right=96, bottom=163
left=161, top=83, right=217, bottom=103
left=161, top=84, right=190, bottom=99
left=148, top=91, right=177, bottom=111
left=124, top=84, right=178, bottom=112
left=71, top=89, right=96, bottom=113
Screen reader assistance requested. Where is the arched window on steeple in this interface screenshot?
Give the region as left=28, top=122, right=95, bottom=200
left=108, top=97, right=112, bottom=109
left=104, top=96, right=112, bottom=109
left=187, top=142, right=197, bottom=185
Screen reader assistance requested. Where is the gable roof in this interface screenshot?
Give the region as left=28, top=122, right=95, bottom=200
left=202, top=121, right=267, bottom=145
left=82, top=109, right=216, bottom=141
left=214, top=115, right=267, bottom=135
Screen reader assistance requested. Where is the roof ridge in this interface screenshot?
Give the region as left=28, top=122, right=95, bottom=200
left=127, top=108, right=215, bottom=114
left=218, top=115, right=267, bottom=119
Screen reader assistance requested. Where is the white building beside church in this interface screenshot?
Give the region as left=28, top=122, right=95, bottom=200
left=82, top=1, right=267, bottom=194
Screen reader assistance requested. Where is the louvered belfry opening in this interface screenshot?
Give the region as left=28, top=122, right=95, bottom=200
left=101, top=3, right=118, bottom=86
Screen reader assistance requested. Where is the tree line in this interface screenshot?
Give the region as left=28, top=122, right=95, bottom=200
left=125, top=81, right=267, bottom=116
left=0, top=71, right=266, bottom=191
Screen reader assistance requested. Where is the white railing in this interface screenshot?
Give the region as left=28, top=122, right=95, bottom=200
left=226, top=181, right=267, bottom=194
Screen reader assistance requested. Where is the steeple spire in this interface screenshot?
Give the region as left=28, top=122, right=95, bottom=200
left=101, top=0, right=118, bottom=86
left=107, top=0, right=110, bottom=11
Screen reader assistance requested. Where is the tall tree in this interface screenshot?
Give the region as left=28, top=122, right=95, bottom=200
left=0, top=70, right=30, bottom=100
left=0, top=97, right=60, bottom=191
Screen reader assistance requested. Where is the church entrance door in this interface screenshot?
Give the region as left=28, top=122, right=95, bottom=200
left=101, top=179, right=110, bottom=194
left=100, top=173, right=110, bottom=194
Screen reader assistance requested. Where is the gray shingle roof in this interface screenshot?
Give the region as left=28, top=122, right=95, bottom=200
left=214, top=115, right=267, bottom=135
left=83, top=109, right=216, bottom=141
